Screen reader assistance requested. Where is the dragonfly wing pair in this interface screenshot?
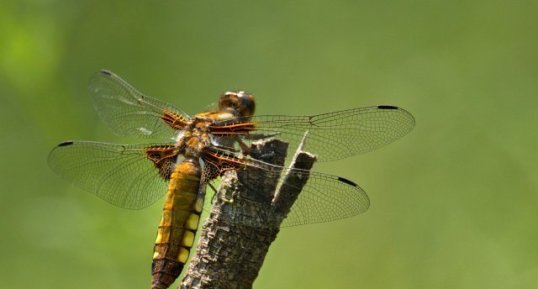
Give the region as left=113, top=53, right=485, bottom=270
left=49, top=70, right=415, bottom=226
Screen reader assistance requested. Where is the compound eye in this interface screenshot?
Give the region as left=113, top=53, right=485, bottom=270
left=219, top=91, right=256, bottom=118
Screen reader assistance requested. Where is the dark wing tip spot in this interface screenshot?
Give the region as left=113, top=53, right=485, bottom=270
left=99, top=69, right=112, bottom=76
left=378, top=105, right=399, bottom=110
left=58, top=141, right=74, bottom=147
left=338, top=177, right=358, bottom=187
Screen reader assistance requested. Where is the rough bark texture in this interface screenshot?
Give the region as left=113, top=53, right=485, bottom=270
left=180, top=139, right=316, bottom=289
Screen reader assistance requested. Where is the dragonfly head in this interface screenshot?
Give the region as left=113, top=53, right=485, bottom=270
left=219, top=91, right=256, bottom=119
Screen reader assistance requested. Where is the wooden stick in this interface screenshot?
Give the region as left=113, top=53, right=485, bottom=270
left=180, top=137, right=316, bottom=289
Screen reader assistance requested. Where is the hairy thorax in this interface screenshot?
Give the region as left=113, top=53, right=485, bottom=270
left=178, top=111, right=236, bottom=158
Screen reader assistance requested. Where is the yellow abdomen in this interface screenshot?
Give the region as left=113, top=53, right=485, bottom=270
left=151, top=158, right=202, bottom=289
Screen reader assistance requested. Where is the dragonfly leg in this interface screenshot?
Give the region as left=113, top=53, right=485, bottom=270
left=237, top=139, right=251, bottom=156
left=207, top=182, right=218, bottom=194
left=207, top=182, right=222, bottom=205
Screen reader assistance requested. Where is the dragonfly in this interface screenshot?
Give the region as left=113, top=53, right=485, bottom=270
left=48, top=70, right=415, bottom=289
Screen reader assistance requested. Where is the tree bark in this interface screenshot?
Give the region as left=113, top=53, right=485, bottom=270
left=180, top=138, right=316, bottom=289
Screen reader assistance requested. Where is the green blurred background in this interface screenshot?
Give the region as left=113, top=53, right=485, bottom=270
left=1, top=0, right=537, bottom=288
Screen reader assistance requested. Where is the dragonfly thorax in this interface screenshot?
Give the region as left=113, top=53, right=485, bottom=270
left=179, top=118, right=213, bottom=158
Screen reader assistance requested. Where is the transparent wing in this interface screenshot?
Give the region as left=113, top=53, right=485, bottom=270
left=89, top=70, right=191, bottom=139
left=215, top=105, right=415, bottom=162
left=48, top=141, right=171, bottom=209
left=278, top=170, right=369, bottom=227
left=229, top=157, right=369, bottom=227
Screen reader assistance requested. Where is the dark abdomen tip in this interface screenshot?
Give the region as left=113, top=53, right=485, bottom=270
left=152, top=259, right=184, bottom=289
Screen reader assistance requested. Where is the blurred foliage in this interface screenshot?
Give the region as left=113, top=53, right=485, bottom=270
left=1, top=0, right=537, bottom=288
